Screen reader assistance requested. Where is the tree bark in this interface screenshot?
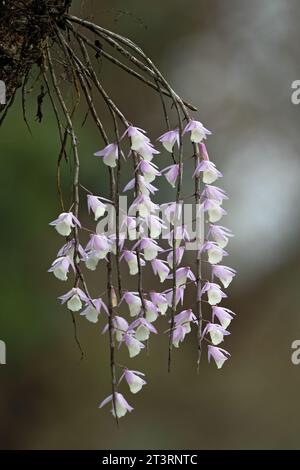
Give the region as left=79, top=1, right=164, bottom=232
left=0, top=0, right=72, bottom=103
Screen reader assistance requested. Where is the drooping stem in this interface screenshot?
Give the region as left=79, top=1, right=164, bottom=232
left=76, top=28, right=149, bottom=320
left=45, top=41, right=84, bottom=359
left=42, top=69, right=67, bottom=211
left=56, top=29, right=108, bottom=144
left=21, top=71, right=32, bottom=135
left=113, top=116, right=122, bottom=299
left=194, top=143, right=203, bottom=372
left=107, top=249, right=119, bottom=426
left=78, top=32, right=147, bottom=317
left=75, top=34, right=127, bottom=301
left=59, top=30, right=121, bottom=420
left=133, top=152, right=147, bottom=317
left=168, top=171, right=183, bottom=372
left=65, top=16, right=197, bottom=112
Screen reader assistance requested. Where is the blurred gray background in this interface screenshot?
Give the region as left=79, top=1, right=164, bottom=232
left=0, top=0, right=300, bottom=449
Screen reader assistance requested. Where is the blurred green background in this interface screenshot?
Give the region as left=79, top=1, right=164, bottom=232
left=1, top=0, right=300, bottom=449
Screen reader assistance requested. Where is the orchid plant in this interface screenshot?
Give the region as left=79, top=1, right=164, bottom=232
left=45, top=14, right=236, bottom=421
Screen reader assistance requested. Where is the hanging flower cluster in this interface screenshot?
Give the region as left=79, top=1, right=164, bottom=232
left=43, top=14, right=236, bottom=421
left=194, top=141, right=236, bottom=369
left=48, top=117, right=236, bottom=420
